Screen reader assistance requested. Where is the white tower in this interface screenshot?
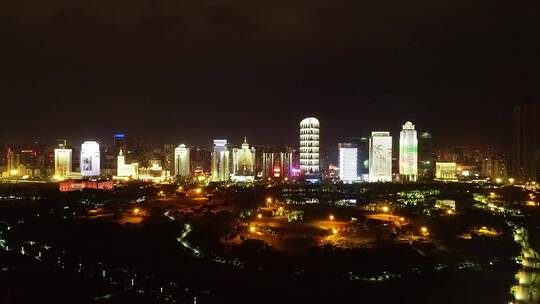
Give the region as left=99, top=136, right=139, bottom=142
left=211, top=140, right=230, bottom=181
left=299, top=117, right=320, bottom=175
left=80, top=141, right=100, bottom=177
left=399, top=121, right=418, bottom=182
left=339, top=143, right=357, bottom=183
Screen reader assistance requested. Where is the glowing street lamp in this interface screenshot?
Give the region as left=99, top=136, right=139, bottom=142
left=332, top=229, right=338, bottom=235
left=329, top=215, right=334, bottom=221
left=249, top=226, right=256, bottom=233
left=133, top=208, right=140, bottom=215
left=508, top=178, right=515, bottom=184
left=382, top=206, right=389, bottom=213
left=257, top=213, right=262, bottom=219
left=266, top=197, right=272, bottom=203
left=399, top=217, right=405, bottom=222
left=446, top=209, right=454, bottom=215
left=195, top=188, right=202, bottom=194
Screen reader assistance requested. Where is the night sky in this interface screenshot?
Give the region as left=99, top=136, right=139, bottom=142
left=1, top=0, right=539, bottom=149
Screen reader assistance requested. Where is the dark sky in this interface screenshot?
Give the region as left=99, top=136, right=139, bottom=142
left=1, top=0, right=539, bottom=149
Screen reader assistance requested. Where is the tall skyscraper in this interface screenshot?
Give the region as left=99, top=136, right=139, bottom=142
left=369, top=132, right=392, bottom=182
left=163, top=144, right=176, bottom=173
left=418, top=131, right=434, bottom=180
left=299, top=117, right=320, bottom=176
left=399, top=121, right=418, bottom=182
left=232, top=138, right=255, bottom=181
left=211, top=139, right=230, bottom=181
left=339, top=143, right=358, bottom=183
left=54, top=148, right=72, bottom=179
left=349, top=136, right=369, bottom=180
left=513, top=102, right=537, bottom=183
left=113, top=134, right=126, bottom=152
left=80, top=141, right=100, bottom=177
left=6, top=148, right=20, bottom=177
left=174, top=144, right=190, bottom=177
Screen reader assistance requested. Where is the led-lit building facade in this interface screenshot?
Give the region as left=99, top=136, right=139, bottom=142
left=6, top=148, right=20, bottom=177
left=435, top=162, right=457, bottom=181
left=299, top=117, right=320, bottom=176
left=138, top=161, right=169, bottom=182
left=54, top=148, right=72, bottom=179
left=174, top=144, right=190, bottom=177
left=399, top=121, right=418, bottom=182
left=232, top=138, right=255, bottom=182
left=368, top=132, right=392, bottom=182
left=211, top=139, right=230, bottom=181
left=80, top=141, right=100, bottom=177
left=339, top=143, right=358, bottom=183
left=116, top=149, right=139, bottom=179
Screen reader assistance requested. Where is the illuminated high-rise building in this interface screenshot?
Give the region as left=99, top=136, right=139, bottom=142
left=513, top=102, right=537, bottom=183
left=6, top=148, right=20, bottom=177
left=338, top=143, right=358, bottom=183
left=211, top=139, right=230, bottom=181
left=299, top=117, right=320, bottom=176
left=80, top=141, right=100, bottom=177
left=54, top=148, right=72, bottom=179
left=232, top=138, right=255, bottom=181
left=368, top=132, right=392, bottom=182
left=399, top=121, right=418, bottom=182
left=174, top=144, right=190, bottom=177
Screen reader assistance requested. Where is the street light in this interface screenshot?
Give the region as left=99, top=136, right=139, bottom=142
left=382, top=206, right=389, bottom=213
left=421, top=227, right=428, bottom=234
left=257, top=213, right=262, bottom=219
left=249, top=226, right=256, bottom=233
left=266, top=197, right=272, bottom=203
left=332, top=229, right=338, bottom=235
left=133, top=208, right=140, bottom=215
left=446, top=209, right=454, bottom=215
left=329, top=215, right=334, bottom=221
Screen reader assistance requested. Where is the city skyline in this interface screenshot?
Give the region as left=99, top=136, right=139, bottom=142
left=0, top=107, right=535, bottom=151
left=1, top=1, right=539, bottom=148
